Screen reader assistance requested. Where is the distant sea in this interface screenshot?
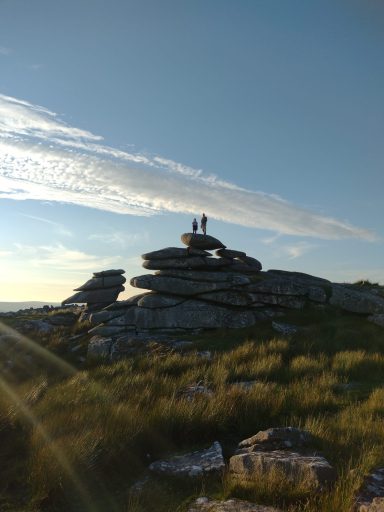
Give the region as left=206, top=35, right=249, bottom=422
left=0, top=301, right=60, bottom=313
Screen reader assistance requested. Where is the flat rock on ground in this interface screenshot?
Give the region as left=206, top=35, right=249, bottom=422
left=236, top=427, right=314, bottom=454
left=188, top=497, right=283, bottom=512
left=149, top=441, right=225, bottom=477
left=229, top=450, right=336, bottom=490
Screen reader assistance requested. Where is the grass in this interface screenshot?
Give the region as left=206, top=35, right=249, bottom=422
left=0, top=308, right=384, bottom=511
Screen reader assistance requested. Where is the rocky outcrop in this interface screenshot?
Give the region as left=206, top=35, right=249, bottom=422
left=229, top=428, right=336, bottom=491
left=188, top=497, right=283, bottom=512
left=83, top=234, right=384, bottom=340
left=62, top=269, right=125, bottom=311
left=149, top=441, right=225, bottom=477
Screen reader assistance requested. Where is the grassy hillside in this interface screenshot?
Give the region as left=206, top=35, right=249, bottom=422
left=0, top=305, right=384, bottom=511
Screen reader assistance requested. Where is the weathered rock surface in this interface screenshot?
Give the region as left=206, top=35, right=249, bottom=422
left=236, top=427, right=314, bottom=454
left=238, top=255, right=262, bottom=270
left=149, top=441, right=224, bottom=477
left=62, top=286, right=125, bottom=305
left=74, top=274, right=126, bottom=291
left=112, top=300, right=256, bottom=329
left=156, top=269, right=251, bottom=285
left=330, top=285, right=384, bottom=314
left=354, top=467, right=384, bottom=511
left=62, top=269, right=126, bottom=310
left=84, top=235, right=384, bottom=339
left=367, top=314, right=384, bottom=327
left=143, top=257, right=231, bottom=271
left=131, top=275, right=241, bottom=296
left=358, top=497, right=384, bottom=512
left=142, top=247, right=211, bottom=259
left=181, top=233, right=226, bottom=250
left=188, top=497, right=283, bottom=512
left=229, top=450, right=336, bottom=490
left=93, top=269, right=125, bottom=277
left=216, top=248, right=247, bottom=258
left=137, top=293, right=186, bottom=308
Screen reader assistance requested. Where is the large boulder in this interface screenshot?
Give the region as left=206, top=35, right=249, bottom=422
left=74, top=274, right=126, bottom=291
left=196, top=290, right=253, bottom=307
left=93, top=269, right=125, bottom=277
left=229, top=451, right=336, bottom=490
left=149, top=442, right=225, bottom=477
left=236, top=428, right=314, bottom=454
left=245, top=278, right=308, bottom=296
left=142, top=247, right=211, bottom=259
left=156, top=269, right=251, bottom=285
left=131, top=275, right=239, bottom=296
left=181, top=233, right=226, bottom=250
left=237, top=256, right=262, bottom=270
left=330, top=285, right=384, bottom=314
left=137, top=293, right=186, bottom=308
left=216, top=248, right=247, bottom=259
left=188, top=497, right=283, bottom=512
left=142, top=257, right=231, bottom=271
left=108, top=300, right=256, bottom=329
left=62, top=285, right=125, bottom=305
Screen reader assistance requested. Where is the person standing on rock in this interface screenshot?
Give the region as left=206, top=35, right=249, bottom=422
left=192, top=218, right=198, bottom=234
left=201, top=213, right=207, bottom=235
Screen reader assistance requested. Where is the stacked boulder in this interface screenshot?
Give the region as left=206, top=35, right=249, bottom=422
left=86, top=233, right=384, bottom=336
left=62, top=269, right=126, bottom=311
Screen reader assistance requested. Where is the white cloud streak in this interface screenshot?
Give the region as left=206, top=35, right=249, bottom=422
left=0, top=93, right=376, bottom=241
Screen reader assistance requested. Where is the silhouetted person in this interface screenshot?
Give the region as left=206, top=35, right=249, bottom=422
left=201, top=213, right=207, bottom=235
left=192, top=218, right=198, bottom=234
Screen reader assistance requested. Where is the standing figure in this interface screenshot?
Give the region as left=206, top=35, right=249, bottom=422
left=201, top=213, right=207, bottom=235
left=192, top=218, right=198, bottom=234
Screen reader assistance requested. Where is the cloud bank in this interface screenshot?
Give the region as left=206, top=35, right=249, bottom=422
left=0, top=93, right=376, bottom=241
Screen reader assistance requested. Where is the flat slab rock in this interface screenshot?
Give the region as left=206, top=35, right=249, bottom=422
left=115, top=299, right=256, bottom=330
left=141, top=247, right=211, bottom=259
left=181, top=233, right=226, bottom=250
left=131, top=274, right=241, bottom=296
left=236, top=427, right=314, bottom=454
left=188, top=497, right=283, bottom=512
left=149, top=441, right=224, bottom=477
left=229, top=450, right=336, bottom=490
left=93, top=269, right=125, bottom=277
left=156, top=269, right=250, bottom=285
left=330, top=285, right=384, bottom=314
left=142, top=256, right=231, bottom=271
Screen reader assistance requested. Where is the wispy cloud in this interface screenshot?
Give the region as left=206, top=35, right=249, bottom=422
left=0, top=93, right=376, bottom=241
left=88, top=231, right=149, bottom=248
left=18, top=213, right=72, bottom=237
left=12, top=243, right=119, bottom=271
left=282, top=242, right=317, bottom=259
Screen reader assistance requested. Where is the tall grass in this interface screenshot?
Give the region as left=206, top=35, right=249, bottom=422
left=0, top=311, right=384, bottom=510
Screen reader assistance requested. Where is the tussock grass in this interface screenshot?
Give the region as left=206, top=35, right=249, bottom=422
left=1, top=311, right=384, bottom=510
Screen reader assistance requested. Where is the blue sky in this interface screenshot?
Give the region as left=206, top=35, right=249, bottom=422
left=0, top=0, right=383, bottom=302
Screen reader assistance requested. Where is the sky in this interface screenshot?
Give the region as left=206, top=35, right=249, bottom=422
left=0, top=0, right=383, bottom=302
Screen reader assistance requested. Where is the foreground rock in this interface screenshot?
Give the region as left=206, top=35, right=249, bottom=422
left=236, top=427, right=314, bottom=454
left=229, top=450, right=335, bottom=490
left=354, top=467, right=384, bottom=511
left=149, top=441, right=224, bottom=477
left=188, top=497, right=283, bottom=512
left=230, top=427, right=335, bottom=492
